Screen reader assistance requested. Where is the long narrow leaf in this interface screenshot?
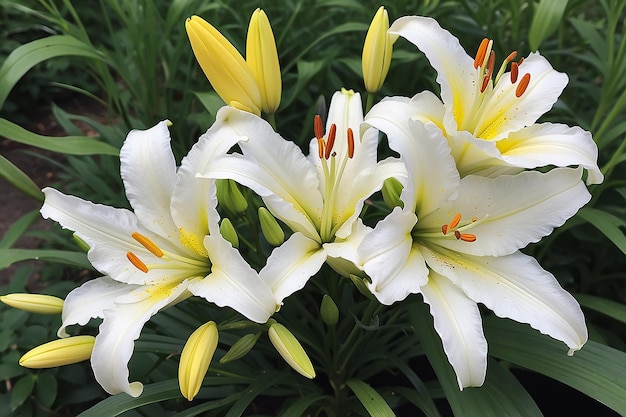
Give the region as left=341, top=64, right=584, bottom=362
left=345, top=379, right=395, bottom=417
left=575, top=294, right=626, bottom=324
left=0, top=249, right=91, bottom=270
left=577, top=207, right=626, bottom=255
left=0, top=210, right=40, bottom=249
left=0, top=154, right=43, bottom=202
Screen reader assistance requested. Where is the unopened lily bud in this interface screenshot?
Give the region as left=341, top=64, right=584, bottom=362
left=179, top=321, right=219, bottom=401
left=247, top=9, right=281, bottom=114
left=362, top=6, right=395, bottom=93
left=349, top=274, right=376, bottom=301
left=381, top=177, right=404, bottom=209
left=20, top=336, right=95, bottom=368
left=186, top=15, right=262, bottom=115
left=268, top=320, right=315, bottom=378
left=220, top=333, right=261, bottom=364
left=216, top=179, right=248, bottom=215
left=320, top=295, right=339, bottom=326
left=1, top=293, right=63, bottom=315
left=258, top=207, right=284, bottom=246
left=73, top=233, right=90, bottom=252
left=219, top=218, right=239, bottom=248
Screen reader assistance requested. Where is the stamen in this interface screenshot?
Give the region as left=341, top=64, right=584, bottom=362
left=517, top=57, right=524, bottom=66
left=347, top=128, right=355, bottom=158
left=460, top=233, right=477, bottom=242
left=515, top=73, right=531, bottom=97
left=448, top=213, right=462, bottom=230
left=317, top=138, right=325, bottom=159
left=486, top=51, right=495, bottom=76
left=474, top=38, right=490, bottom=69
left=126, top=251, right=148, bottom=273
left=510, top=61, right=519, bottom=83
left=481, top=74, right=491, bottom=93
left=131, top=232, right=163, bottom=258
left=324, top=124, right=337, bottom=159
left=505, top=51, right=518, bottom=63
left=441, top=224, right=448, bottom=235
left=314, top=115, right=324, bottom=139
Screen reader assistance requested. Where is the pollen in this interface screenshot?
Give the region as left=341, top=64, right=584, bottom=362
left=454, top=231, right=477, bottom=242
left=324, top=124, right=337, bottom=159
left=515, top=73, right=531, bottom=97
left=474, top=38, right=490, bottom=69
left=314, top=115, right=324, bottom=139
left=448, top=213, right=462, bottom=230
left=510, top=61, right=519, bottom=83
left=126, top=251, right=149, bottom=273
left=347, top=128, right=355, bottom=158
left=131, top=232, right=164, bottom=258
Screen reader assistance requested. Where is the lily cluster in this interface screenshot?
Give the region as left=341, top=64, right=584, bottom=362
left=3, top=7, right=601, bottom=401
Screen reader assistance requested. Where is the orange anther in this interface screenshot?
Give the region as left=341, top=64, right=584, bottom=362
left=314, top=115, right=324, bottom=139
left=441, top=224, right=449, bottom=235
left=317, top=138, right=325, bottom=159
left=474, top=38, right=490, bottom=69
left=505, top=51, right=518, bottom=63
left=325, top=124, right=337, bottom=159
left=510, top=62, right=519, bottom=84
left=347, top=128, right=355, bottom=158
left=515, top=73, right=531, bottom=97
left=448, top=213, right=462, bottom=230
left=131, top=232, right=163, bottom=258
left=459, top=233, right=477, bottom=242
left=126, top=251, right=148, bottom=273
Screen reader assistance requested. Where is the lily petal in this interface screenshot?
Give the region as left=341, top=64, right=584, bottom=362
left=420, top=271, right=487, bottom=389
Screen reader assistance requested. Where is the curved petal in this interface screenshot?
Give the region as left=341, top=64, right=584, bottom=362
left=325, top=219, right=371, bottom=277
left=120, top=121, right=179, bottom=238
left=58, top=277, right=140, bottom=337
left=189, top=234, right=277, bottom=323
left=91, top=280, right=191, bottom=397
left=259, top=232, right=327, bottom=305
left=418, top=168, right=590, bottom=256
left=389, top=16, right=476, bottom=129
left=422, top=245, right=587, bottom=353
left=446, top=129, right=509, bottom=177
left=496, top=123, right=603, bottom=185
left=420, top=271, right=487, bottom=389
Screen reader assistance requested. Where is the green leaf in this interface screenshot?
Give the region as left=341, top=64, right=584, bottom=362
left=35, top=373, right=58, bottom=408
left=0, top=118, right=119, bottom=156
left=485, top=316, right=626, bottom=415
left=529, top=0, right=568, bottom=51
left=193, top=91, right=224, bottom=120
left=0, top=249, right=91, bottom=270
left=575, top=293, right=626, bottom=324
left=577, top=207, right=626, bottom=255
left=0, top=35, right=105, bottom=110
left=224, top=372, right=283, bottom=417
left=0, top=210, right=40, bottom=249
left=0, top=154, right=43, bottom=202
left=278, top=394, right=326, bottom=417
left=10, top=375, right=35, bottom=411
left=345, top=379, right=395, bottom=417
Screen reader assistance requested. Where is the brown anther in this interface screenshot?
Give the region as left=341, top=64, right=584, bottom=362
left=474, top=38, right=490, bottom=69
left=517, top=57, right=524, bottom=66
left=454, top=230, right=461, bottom=240
left=487, top=51, right=495, bottom=75
left=126, top=251, right=148, bottom=273
left=505, top=51, right=518, bottom=63
left=324, top=123, right=337, bottom=159
left=515, top=73, right=531, bottom=97
left=481, top=74, right=491, bottom=93
left=347, top=128, right=355, bottom=158
left=510, top=62, right=519, bottom=83
left=441, top=224, right=449, bottom=235
left=131, top=232, right=163, bottom=258
left=448, top=213, right=462, bottom=230
left=459, top=233, right=477, bottom=242
left=314, top=115, right=324, bottom=139
left=317, top=138, right=325, bottom=159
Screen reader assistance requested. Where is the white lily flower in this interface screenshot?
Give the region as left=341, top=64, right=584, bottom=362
left=373, top=15, right=602, bottom=184
left=41, top=120, right=277, bottom=397
left=203, top=89, right=406, bottom=303
left=359, top=115, right=590, bottom=389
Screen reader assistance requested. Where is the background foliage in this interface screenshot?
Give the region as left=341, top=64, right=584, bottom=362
left=1, top=0, right=625, bottom=416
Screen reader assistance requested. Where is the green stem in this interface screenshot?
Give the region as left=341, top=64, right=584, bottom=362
left=365, top=92, right=375, bottom=113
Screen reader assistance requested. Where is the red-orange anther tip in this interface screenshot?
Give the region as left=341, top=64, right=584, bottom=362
left=481, top=74, right=491, bottom=93
left=460, top=233, right=477, bottom=242
left=474, top=38, right=490, bottom=69
left=126, top=252, right=148, bottom=273
left=347, top=128, right=355, bottom=158
left=510, top=62, right=519, bottom=84
left=441, top=224, right=448, bottom=235
left=317, top=138, right=325, bottom=159
left=454, top=230, right=461, bottom=240
left=314, top=115, right=324, bottom=139
left=325, top=124, right=337, bottom=159
left=505, top=51, right=518, bottom=63
left=518, top=57, right=524, bottom=66
left=448, top=213, right=462, bottom=230
left=515, top=73, right=531, bottom=97
left=487, top=51, right=495, bottom=74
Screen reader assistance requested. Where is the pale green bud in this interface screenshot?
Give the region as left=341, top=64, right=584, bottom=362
left=220, top=333, right=261, bottom=364
left=179, top=321, right=219, bottom=401
left=73, top=233, right=90, bottom=252
left=362, top=6, right=395, bottom=93
left=320, top=295, right=339, bottom=326
left=186, top=16, right=262, bottom=115
left=258, top=207, right=284, bottom=246
left=20, top=336, right=94, bottom=368
left=349, top=274, right=376, bottom=301
left=216, top=179, right=248, bottom=215
left=1, top=293, right=63, bottom=315
left=268, top=320, right=315, bottom=379
left=219, top=218, right=239, bottom=248
left=381, top=177, right=404, bottom=209
left=247, top=9, right=281, bottom=114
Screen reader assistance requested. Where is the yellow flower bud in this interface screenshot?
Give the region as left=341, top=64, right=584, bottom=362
left=178, top=321, right=219, bottom=401
left=186, top=15, right=262, bottom=116
left=220, top=333, right=260, bottom=364
left=219, top=218, right=239, bottom=248
left=320, top=294, right=339, bottom=327
left=381, top=177, right=404, bottom=209
left=246, top=8, right=282, bottom=114
left=268, top=321, right=315, bottom=379
left=258, top=207, right=284, bottom=246
left=0, top=293, right=63, bottom=315
left=362, top=6, right=394, bottom=93
left=19, top=336, right=95, bottom=368
left=216, top=179, right=248, bottom=215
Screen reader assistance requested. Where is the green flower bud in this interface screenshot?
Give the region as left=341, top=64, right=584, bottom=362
left=20, top=336, right=95, bottom=368
left=179, top=321, right=219, bottom=401
left=320, top=295, right=339, bottom=326
left=73, top=233, right=90, bottom=252
left=220, top=333, right=261, bottom=364
left=1, top=293, right=63, bottom=315
left=219, top=218, right=239, bottom=248
left=258, top=207, right=284, bottom=246
left=216, top=179, right=248, bottom=215
left=381, top=177, right=404, bottom=209
left=349, top=274, right=376, bottom=301
left=268, top=321, right=315, bottom=379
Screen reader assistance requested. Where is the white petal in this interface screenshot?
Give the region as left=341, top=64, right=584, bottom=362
left=325, top=219, right=372, bottom=277
left=420, top=271, right=487, bottom=389
left=389, top=16, right=476, bottom=129
left=259, top=233, right=327, bottom=305
left=92, top=280, right=191, bottom=396
left=188, top=234, right=277, bottom=323
left=418, top=168, right=591, bottom=256
left=422, top=245, right=588, bottom=353
left=120, top=121, right=178, bottom=238
left=58, top=277, right=140, bottom=337
left=497, top=123, right=603, bottom=185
